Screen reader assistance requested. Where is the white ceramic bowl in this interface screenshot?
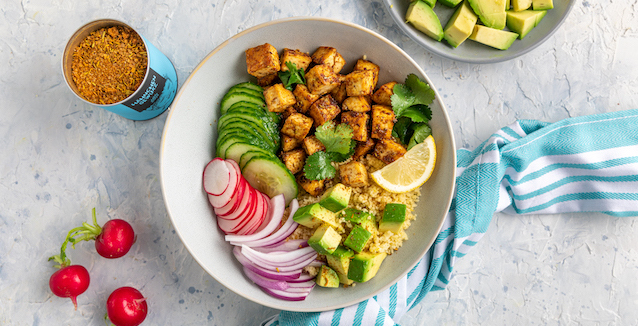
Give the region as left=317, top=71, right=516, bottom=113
left=159, top=17, right=456, bottom=312
left=383, top=0, right=576, bottom=64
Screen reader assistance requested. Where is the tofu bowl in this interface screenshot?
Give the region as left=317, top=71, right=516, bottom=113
left=159, top=17, right=456, bottom=312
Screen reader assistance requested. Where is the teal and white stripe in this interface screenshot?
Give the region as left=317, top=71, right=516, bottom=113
left=263, top=109, right=638, bottom=326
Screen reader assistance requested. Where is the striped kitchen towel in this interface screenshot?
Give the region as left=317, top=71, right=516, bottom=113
left=262, top=108, right=638, bottom=326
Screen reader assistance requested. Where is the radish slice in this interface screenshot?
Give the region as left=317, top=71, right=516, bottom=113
left=230, top=199, right=299, bottom=247
left=208, top=161, right=240, bottom=208
left=203, top=158, right=230, bottom=196
left=238, top=191, right=268, bottom=235
left=225, top=194, right=285, bottom=243
left=217, top=182, right=255, bottom=220
left=214, top=177, right=247, bottom=217
left=253, top=193, right=271, bottom=234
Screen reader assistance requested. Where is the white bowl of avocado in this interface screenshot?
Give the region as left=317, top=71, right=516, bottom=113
left=159, top=17, right=456, bottom=312
left=384, top=0, right=576, bottom=63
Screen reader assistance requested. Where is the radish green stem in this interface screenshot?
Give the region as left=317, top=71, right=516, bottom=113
left=48, top=208, right=103, bottom=268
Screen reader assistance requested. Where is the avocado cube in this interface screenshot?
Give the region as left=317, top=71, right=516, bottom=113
left=316, top=265, right=340, bottom=288
left=319, top=183, right=352, bottom=212
left=292, top=203, right=340, bottom=229
left=341, top=208, right=370, bottom=224
left=308, top=225, right=342, bottom=255
left=379, top=203, right=406, bottom=234
left=344, top=225, right=372, bottom=253
left=326, top=246, right=355, bottom=285
left=468, top=25, right=518, bottom=51
left=443, top=1, right=478, bottom=48
left=347, top=251, right=387, bottom=283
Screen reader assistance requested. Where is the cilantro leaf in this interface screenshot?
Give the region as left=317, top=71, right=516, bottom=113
left=392, top=117, right=414, bottom=145
left=405, top=73, right=435, bottom=107
left=407, top=123, right=432, bottom=150
left=278, top=62, right=306, bottom=91
left=400, top=104, right=432, bottom=123
left=327, top=140, right=356, bottom=163
left=304, top=151, right=336, bottom=180
left=315, top=121, right=354, bottom=154
left=391, top=74, right=435, bottom=122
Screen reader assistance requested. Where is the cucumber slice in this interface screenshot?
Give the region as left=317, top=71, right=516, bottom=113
left=219, top=115, right=279, bottom=147
left=233, top=82, right=264, bottom=93
left=220, top=92, right=265, bottom=115
left=226, top=84, right=264, bottom=100
left=225, top=142, right=274, bottom=164
left=219, top=122, right=277, bottom=151
left=226, top=101, right=280, bottom=125
left=239, top=149, right=277, bottom=170
left=242, top=155, right=298, bottom=205
left=216, top=130, right=274, bottom=156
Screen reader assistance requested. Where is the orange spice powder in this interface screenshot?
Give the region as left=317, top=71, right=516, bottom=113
left=71, top=26, right=148, bottom=104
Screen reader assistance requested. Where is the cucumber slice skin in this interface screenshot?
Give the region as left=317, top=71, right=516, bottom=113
left=239, top=149, right=277, bottom=169
left=233, top=82, right=264, bottom=93
left=242, top=156, right=298, bottom=205
left=216, top=130, right=275, bottom=155
left=225, top=84, right=264, bottom=100
left=219, top=117, right=279, bottom=150
left=223, top=108, right=280, bottom=135
left=225, top=142, right=274, bottom=164
left=218, top=113, right=279, bottom=142
left=226, top=102, right=281, bottom=125
left=220, top=92, right=266, bottom=115
left=219, top=122, right=278, bottom=151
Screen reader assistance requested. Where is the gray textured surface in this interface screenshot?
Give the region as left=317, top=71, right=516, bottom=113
left=1, top=0, right=637, bottom=325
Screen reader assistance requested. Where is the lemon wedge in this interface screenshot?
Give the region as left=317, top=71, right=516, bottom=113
left=371, top=135, right=436, bottom=193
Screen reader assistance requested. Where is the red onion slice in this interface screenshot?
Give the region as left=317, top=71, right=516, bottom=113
left=242, top=267, right=289, bottom=291
left=232, top=246, right=302, bottom=281
left=251, top=239, right=308, bottom=253
left=241, top=245, right=316, bottom=263
left=261, top=287, right=312, bottom=301
left=242, top=249, right=318, bottom=272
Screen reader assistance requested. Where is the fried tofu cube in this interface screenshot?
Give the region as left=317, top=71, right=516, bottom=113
left=308, top=94, right=341, bottom=127
left=297, top=173, right=325, bottom=196
left=371, top=81, right=397, bottom=106
left=256, top=73, right=280, bottom=87
left=339, top=161, right=369, bottom=187
left=281, top=113, right=313, bottom=140
left=263, top=83, right=296, bottom=113
left=370, top=105, right=396, bottom=140
left=281, top=134, right=302, bottom=152
left=329, top=75, right=348, bottom=104
left=353, top=59, right=380, bottom=86
left=293, top=84, right=319, bottom=114
left=341, top=111, right=370, bottom=142
left=342, top=96, right=371, bottom=112
left=282, top=148, right=307, bottom=174
left=302, top=135, right=326, bottom=156
left=353, top=139, right=375, bottom=161
left=345, top=70, right=377, bottom=97
left=306, top=64, right=341, bottom=96
left=281, top=106, right=297, bottom=121
left=311, top=46, right=346, bottom=73
left=245, top=43, right=280, bottom=78
left=280, top=48, right=312, bottom=72
left=374, top=139, right=407, bottom=164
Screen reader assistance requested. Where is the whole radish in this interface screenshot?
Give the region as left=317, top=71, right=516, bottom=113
left=48, top=246, right=90, bottom=310
left=64, top=208, right=136, bottom=259
left=106, top=286, right=148, bottom=326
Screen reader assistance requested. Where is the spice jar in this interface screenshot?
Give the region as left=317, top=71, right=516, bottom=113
left=62, top=19, right=177, bottom=120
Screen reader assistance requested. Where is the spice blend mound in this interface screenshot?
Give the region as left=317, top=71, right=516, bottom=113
left=71, top=26, right=148, bottom=105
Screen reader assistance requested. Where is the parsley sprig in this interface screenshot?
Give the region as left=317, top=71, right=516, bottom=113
left=391, top=74, right=434, bottom=149
left=303, top=122, right=356, bottom=180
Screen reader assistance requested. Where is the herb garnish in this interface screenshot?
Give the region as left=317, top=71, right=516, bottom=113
left=278, top=62, right=306, bottom=91
left=303, top=121, right=356, bottom=180
left=391, top=74, right=434, bottom=149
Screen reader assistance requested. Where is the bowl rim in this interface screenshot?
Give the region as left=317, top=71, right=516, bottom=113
left=381, top=0, right=577, bottom=64
left=159, top=16, right=457, bottom=312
